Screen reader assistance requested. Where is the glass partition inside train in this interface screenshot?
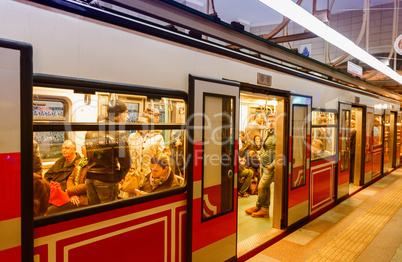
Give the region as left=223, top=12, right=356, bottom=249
left=311, top=111, right=337, bottom=160
left=33, top=86, right=187, bottom=218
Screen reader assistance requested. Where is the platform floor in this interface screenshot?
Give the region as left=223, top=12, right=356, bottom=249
left=247, top=168, right=402, bottom=262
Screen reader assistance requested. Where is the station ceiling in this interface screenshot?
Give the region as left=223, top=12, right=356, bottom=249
left=175, top=0, right=402, bottom=93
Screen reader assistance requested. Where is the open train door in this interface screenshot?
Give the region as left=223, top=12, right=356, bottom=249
left=364, top=107, right=374, bottom=185
left=337, top=102, right=352, bottom=200
left=187, top=75, right=239, bottom=261
left=287, top=95, right=311, bottom=226
left=0, top=39, right=33, bottom=261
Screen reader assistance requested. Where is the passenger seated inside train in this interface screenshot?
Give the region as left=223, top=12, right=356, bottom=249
left=44, top=140, right=81, bottom=191
left=46, top=146, right=88, bottom=215
left=311, top=139, right=329, bottom=159
left=135, top=153, right=181, bottom=195
left=122, top=112, right=165, bottom=198
left=238, top=149, right=260, bottom=198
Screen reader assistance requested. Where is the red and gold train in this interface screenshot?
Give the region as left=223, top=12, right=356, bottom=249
left=1, top=0, right=401, bottom=261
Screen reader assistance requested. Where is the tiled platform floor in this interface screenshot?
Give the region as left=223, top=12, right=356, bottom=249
left=247, top=168, right=402, bottom=262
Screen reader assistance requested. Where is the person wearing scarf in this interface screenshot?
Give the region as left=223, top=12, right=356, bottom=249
left=136, top=153, right=180, bottom=195
left=46, top=146, right=88, bottom=215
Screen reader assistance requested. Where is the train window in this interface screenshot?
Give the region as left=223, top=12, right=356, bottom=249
left=311, top=111, right=337, bottom=160
left=33, top=86, right=187, bottom=218
left=374, top=115, right=383, bottom=146
left=202, top=95, right=235, bottom=220
left=33, top=97, right=70, bottom=161
left=291, top=105, right=307, bottom=189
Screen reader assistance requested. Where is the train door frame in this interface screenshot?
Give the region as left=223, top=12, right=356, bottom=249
left=397, top=112, right=402, bottom=167
left=351, top=105, right=365, bottom=187
left=383, top=110, right=391, bottom=175
left=287, top=94, right=312, bottom=227
left=0, top=38, right=33, bottom=261
left=238, top=82, right=290, bottom=229
left=187, top=75, right=239, bottom=262
left=337, top=102, right=352, bottom=202
left=390, top=111, right=397, bottom=169
left=363, top=107, right=374, bottom=185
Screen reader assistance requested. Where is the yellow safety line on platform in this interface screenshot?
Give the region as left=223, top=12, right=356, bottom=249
left=308, top=182, right=402, bottom=262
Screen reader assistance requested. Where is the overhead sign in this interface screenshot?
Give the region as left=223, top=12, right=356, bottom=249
left=394, top=34, right=402, bottom=55
left=347, top=61, right=363, bottom=78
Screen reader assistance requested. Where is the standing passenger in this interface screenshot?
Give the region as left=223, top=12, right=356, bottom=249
left=245, top=115, right=276, bottom=218
left=85, top=99, right=131, bottom=204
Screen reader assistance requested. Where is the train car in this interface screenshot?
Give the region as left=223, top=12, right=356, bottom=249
left=1, top=0, right=401, bottom=261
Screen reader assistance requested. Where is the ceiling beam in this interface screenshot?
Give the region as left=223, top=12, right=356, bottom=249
left=269, top=32, right=317, bottom=43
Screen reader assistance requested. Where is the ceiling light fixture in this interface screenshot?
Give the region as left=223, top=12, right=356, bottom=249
left=259, top=0, right=402, bottom=85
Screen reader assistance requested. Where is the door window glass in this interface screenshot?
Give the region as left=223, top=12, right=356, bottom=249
left=340, top=110, right=350, bottom=172
left=202, top=95, right=235, bottom=220
left=291, top=105, right=307, bottom=189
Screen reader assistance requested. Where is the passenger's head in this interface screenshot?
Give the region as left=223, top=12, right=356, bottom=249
left=107, top=99, right=128, bottom=123
left=33, top=174, right=50, bottom=217
left=311, top=139, right=324, bottom=153
left=255, top=113, right=265, bottom=125
left=239, top=131, right=245, bottom=142
left=137, top=113, right=152, bottom=135
left=267, top=115, right=275, bottom=130
left=320, top=117, right=328, bottom=125
left=144, top=107, right=162, bottom=123
left=62, top=140, right=76, bottom=161
left=254, top=135, right=261, bottom=146
left=150, top=153, right=170, bottom=179
left=351, top=120, right=356, bottom=128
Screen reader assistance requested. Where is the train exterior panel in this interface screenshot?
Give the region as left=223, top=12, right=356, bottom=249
left=1, top=0, right=402, bottom=261
left=33, top=194, right=187, bottom=261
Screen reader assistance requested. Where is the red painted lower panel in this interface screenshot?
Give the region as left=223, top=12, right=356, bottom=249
left=34, top=194, right=187, bottom=262
left=192, top=195, right=236, bottom=251
left=0, top=246, right=21, bottom=262
left=0, top=152, right=21, bottom=220
left=311, top=160, right=334, bottom=211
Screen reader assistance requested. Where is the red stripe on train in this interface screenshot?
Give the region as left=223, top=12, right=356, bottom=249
left=0, top=152, right=21, bottom=220
left=0, top=246, right=21, bottom=261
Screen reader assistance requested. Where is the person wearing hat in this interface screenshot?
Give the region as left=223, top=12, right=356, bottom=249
left=144, top=107, right=162, bottom=123
left=85, top=99, right=131, bottom=205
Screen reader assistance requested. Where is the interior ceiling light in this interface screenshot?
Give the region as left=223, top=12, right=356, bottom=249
left=259, top=0, right=402, bottom=85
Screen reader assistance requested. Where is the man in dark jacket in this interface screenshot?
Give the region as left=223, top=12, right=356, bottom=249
left=136, top=153, right=180, bottom=195
left=85, top=99, right=131, bottom=205
left=44, top=140, right=81, bottom=191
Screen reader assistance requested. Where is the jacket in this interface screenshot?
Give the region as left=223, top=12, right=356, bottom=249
left=44, top=153, right=82, bottom=191
left=141, top=168, right=181, bottom=193
left=260, top=129, right=276, bottom=169
left=66, top=158, right=88, bottom=206
left=85, top=117, right=131, bottom=183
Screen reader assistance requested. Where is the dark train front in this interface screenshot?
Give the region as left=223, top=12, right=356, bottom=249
left=0, top=0, right=401, bottom=261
